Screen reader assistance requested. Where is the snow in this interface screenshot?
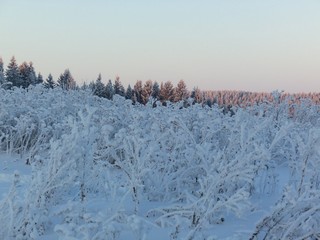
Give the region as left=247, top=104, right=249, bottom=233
left=1, top=86, right=320, bottom=239
left=0, top=154, right=31, bottom=198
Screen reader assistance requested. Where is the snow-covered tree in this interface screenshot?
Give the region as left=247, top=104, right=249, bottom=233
left=29, top=62, right=38, bottom=85
left=85, top=81, right=95, bottom=93
left=141, top=80, right=153, bottom=105
left=125, top=84, right=133, bottom=100
left=44, top=73, right=56, bottom=89
left=19, top=62, right=31, bottom=88
left=159, top=81, right=174, bottom=103
left=93, top=74, right=105, bottom=98
left=19, top=62, right=37, bottom=88
left=174, top=79, right=189, bottom=102
left=57, top=69, right=76, bottom=90
left=5, top=56, right=21, bottom=88
left=80, top=81, right=89, bottom=90
left=36, top=72, right=44, bottom=85
left=133, top=80, right=143, bottom=104
left=114, top=76, right=125, bottom=97
left=151, top=81, right=160, bottom=100
left=105, top=79, right=114, bottom=100
left=191, top=87, right=203, bottom=104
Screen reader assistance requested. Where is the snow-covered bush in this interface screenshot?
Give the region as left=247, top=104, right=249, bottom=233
left=1, top=87, right=320, bottom=239
left=251, top=128, right=320, bottom=240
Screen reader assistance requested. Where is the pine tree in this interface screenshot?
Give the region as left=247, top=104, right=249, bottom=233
left=125, top=84, right=133, bottom=100
left=174, top=80, right=189, bottom=102
left=5, top=56, right=21, bottom=88
left=114, top=76, right=125, bottom=97
left=104, top=79, right=114, bottom=100
left=57, top=69, right=76, bottom=90
left=44, top=73, right=56, bottom=89
left=94, top=74, right=105, bottom=98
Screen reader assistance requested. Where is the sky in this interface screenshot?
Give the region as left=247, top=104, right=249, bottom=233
left=1, top=0, right=320, bottom=93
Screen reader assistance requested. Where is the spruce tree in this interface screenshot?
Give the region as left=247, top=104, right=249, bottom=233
left=80, top=82, right=89, bottom=90
left=151, top=81, right=160, bottom=100
left=104, top=79, right=114, bottom=100
left=114, top=76, right=125, bottom=97
left=19, top=62, right=30, bottom=88
left=94, top=74, right=105, bottom=98
left=36, top=73, right=44, bottom=84
left=5, top=56, right=21, bottom=88
left=44, top=73, right=56, bottom=89
left=19, top=62, right=37, bottom=88
left=28, top=62, right=37, bottom=85
left=88, top=81, right=96, bottom=92
left=125, top=85, right=133, bottom=100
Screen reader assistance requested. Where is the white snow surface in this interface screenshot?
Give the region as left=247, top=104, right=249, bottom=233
left=0, top=86, right=320, bottom=239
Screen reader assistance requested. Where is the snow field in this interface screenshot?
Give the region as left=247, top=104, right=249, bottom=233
left=0, top=86, right=320, bottom=239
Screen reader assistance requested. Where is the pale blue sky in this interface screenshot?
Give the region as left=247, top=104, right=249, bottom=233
left=1, top=0, right=320, bottom=92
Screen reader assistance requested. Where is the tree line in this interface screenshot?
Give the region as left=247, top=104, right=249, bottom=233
left=0, top=56, right=76, bottom=91
left=85, top=75, right=189, bottom=106
left=0, top=56, right=189, bottom=105
left=1, top=56, right=320, bottom=107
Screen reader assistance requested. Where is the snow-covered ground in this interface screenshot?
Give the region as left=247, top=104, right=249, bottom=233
left=1, top=87, right=320, bottom=239
left=0, top=154, right=289, bottom=239
left=0, top=154, right=31, bottom=199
